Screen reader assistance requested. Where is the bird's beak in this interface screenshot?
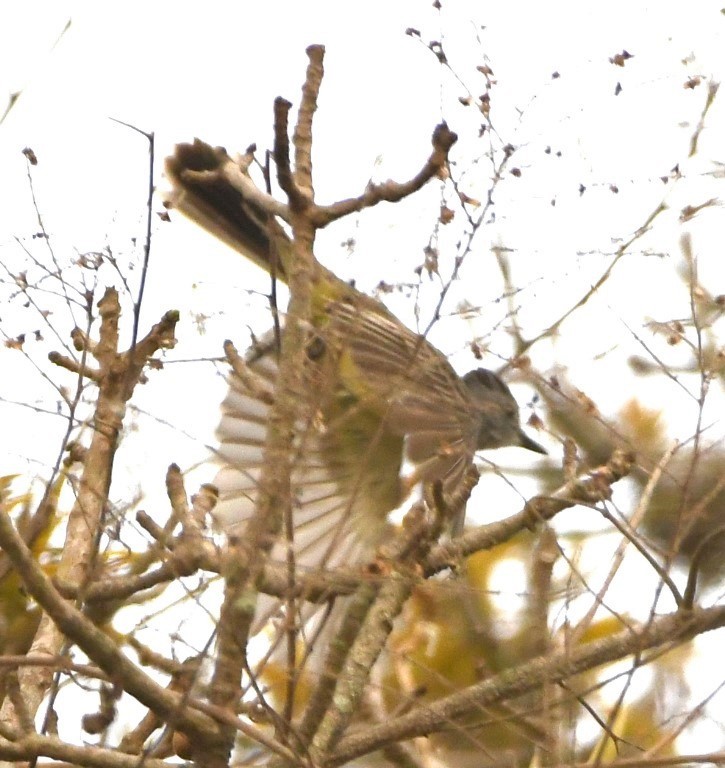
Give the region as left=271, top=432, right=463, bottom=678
left=518, top=429, right=547, bottom=455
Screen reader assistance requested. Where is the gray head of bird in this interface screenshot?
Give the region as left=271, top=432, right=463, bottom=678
left=462, top=368, right=546, bottom=455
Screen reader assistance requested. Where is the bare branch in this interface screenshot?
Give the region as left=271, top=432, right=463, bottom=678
left=311, top=122, right=458, bottom=228
left=426, top=449, right=636, bottom=573
left=0, top=503, right=218, bottom=739
left=331, top=605, right=725, bottom=766
left=294, top=43, right=325, bottom=203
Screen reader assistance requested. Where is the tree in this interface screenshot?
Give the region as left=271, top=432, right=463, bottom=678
left=1, top=17, right=724, bottom=768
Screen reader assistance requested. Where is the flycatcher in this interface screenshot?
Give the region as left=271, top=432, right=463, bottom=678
left=165, top=140, right=545, bottom=578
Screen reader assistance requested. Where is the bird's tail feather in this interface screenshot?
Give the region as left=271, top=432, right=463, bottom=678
left=165, top=140, right=286, bottom=279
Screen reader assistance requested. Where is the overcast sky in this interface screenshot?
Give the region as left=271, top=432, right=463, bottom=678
left=1, top=0, right=724, bottom=519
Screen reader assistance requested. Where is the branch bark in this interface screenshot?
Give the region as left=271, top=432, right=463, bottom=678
left=329, top=604, right=725, bottom=766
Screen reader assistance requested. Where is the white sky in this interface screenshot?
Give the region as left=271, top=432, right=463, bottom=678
left=1, top=0, right=724, bottom=543
left=0, top=2, right=723, bottom=515
left=1, top=0, right=725, bottom=749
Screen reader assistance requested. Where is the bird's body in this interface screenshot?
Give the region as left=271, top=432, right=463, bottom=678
left=165, top=138, right=545, bottom=623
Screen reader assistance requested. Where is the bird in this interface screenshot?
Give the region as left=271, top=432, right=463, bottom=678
left=164, top=138, right=546, bottom=638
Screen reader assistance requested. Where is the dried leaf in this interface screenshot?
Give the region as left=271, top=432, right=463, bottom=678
left=609, top=50, right=633, bottom=67
left=439, top=205, right=455, bottom=225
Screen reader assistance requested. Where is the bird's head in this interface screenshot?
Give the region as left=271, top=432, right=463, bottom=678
left=462, top=368, right=546, bottom=455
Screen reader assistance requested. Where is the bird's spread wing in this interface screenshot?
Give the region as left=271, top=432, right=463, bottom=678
left=214, top=300, right=482, bottom=565
left=213, top=331, right=407, bottom=677
left=213, top=337, right=400, bottom=579
left=327, top=299, right=481, bottom=494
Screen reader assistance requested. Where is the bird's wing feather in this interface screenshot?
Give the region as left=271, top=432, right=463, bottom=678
left=214, top=338, right=396, bottom=577
left=327, top=299, right=480, bottom=490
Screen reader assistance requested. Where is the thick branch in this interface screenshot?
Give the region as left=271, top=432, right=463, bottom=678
left=46, top=351, right=101, bottom=381
left=330, top=604, right=725, bottom=766
left=0, top=732, right=170, bottom=768
left=273, top=96, right=297, bottom=204
left=2, top=292, right=179, bottom=733
left=207, top=47, right=323, bottom=764
left=0, top=507, right=218, bottom=740
left=294, top=43, right=325, bottom=203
